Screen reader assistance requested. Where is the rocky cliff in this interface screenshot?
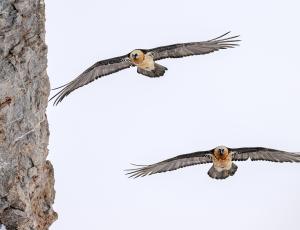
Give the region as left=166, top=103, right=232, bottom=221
left=0, top=0, right=57, bottom=229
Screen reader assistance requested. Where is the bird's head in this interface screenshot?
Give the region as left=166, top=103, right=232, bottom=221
left=129, top=50, right=145, bottom=64
left=214, top=146, right=229, bottom=158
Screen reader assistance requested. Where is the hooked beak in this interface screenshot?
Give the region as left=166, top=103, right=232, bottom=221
left=219, top=149, right=224, bottom=155
left=132, top=54, right=138, bottom=59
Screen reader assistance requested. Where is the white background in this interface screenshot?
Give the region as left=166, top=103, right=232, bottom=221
left=46, top=0, right=300, bottom=229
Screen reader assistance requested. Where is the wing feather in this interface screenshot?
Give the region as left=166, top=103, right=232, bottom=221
left=126, top=151, right=212, bottom=178
left=50, top=55, right=132, bottom=105
left=232, top=147, right=300, bottom=163
left=148, top=32, right=240, bottom=61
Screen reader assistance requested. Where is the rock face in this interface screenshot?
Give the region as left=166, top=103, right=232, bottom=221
left=0, top=0, right=57, bottom=229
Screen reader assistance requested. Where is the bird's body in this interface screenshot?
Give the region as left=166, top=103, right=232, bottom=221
left=126, top=146, right=300, bottom=180
left=50, top=32, right=240, bottom=105
left=208, top=146, right=237, bottom=179
left=135, top=52, right=154, bottom=70
left=212, top=146, right=233, bottom=171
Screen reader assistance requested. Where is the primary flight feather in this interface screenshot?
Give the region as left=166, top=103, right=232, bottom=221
left=50, top=32, right=240, bottom=105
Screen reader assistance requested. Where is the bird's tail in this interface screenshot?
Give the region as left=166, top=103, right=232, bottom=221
left=137, top=63, right=168, bottom=78
left=152, top=63, right=168, bottom=77
left=207, top=163, right=238, bottom=180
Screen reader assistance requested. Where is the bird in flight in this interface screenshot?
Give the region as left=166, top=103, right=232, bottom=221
left=50, top=32, right=240, bottom=105
left=126, top=146, right=300, bottom=180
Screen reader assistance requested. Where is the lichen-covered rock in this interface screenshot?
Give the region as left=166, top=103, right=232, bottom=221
left=0, top=0, right=57, bottom=229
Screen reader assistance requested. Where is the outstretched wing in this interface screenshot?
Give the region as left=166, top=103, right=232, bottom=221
left=50, top=55, right=132, bottom=105
left=126, top=150, right=213, bottom=178
left=148, top=32, right=240, bottom=61
left=232, top=147, right=300, bottom=162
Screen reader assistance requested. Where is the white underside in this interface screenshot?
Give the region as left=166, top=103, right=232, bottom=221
left=214, top=162, right=232, bottom=172
left=137, top=53, right=155, bottom=71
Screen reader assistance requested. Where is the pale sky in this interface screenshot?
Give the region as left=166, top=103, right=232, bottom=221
left=46, top=0, right=300, bottom=229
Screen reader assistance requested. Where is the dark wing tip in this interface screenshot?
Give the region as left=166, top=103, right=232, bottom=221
left=49, top=81, right=72, bottom=105
left=48, top=93, right=60, bottom=106
left=125, top=163, right=152, bottom=179
left=51, top=83, right=68, bottom=91
left=209, top=32, right=241, bottom=45
left=210, top=31, right=231, bottom=40
left=211, top=31, right=240, bottom=40
left=48, top=91, right=64, bottom=106
left=49, top=90, right=69, bottom=106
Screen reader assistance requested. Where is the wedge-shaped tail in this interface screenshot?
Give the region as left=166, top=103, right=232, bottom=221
left=137, top=64, right=168, bottom=78
left=207, top=163, right=238, bottom=180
